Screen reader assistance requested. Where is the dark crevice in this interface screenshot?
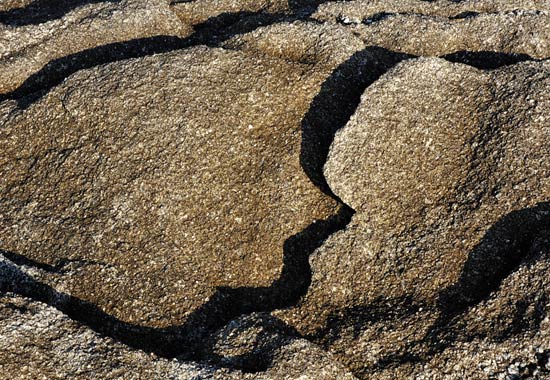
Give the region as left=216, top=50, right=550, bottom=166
left=436, top=203, right=550, bottom=319
left=443, top=51, right=538, bottom=70
left=0, top=249, right=108, bottom=273
left=310, top=203, right=550, bottom=375
left=0, top=0, right=120, bottom=26
left=450, top=11, right=480, bottom=19
left=363, top=12, right=393, bottom=25
left=0, top=205, right=353, bottom=362
left=300, top=46, right=414, bottom=197
left=0, top=36, right=190, bottom=108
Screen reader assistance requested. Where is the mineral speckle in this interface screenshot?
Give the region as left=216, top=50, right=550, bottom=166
left=1, top=1, right=548, bottom=379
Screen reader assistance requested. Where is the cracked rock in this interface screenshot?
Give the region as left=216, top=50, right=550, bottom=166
left=0, top=0, right=190, bottom=95
left=0, top=46, right=344, bottom=329
left=277, top=58, right=549, bottom=378
left=314, top=0, right=550, bottom=23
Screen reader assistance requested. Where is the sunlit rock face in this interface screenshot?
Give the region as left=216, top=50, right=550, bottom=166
left=0, top=1, right=548, bottom=379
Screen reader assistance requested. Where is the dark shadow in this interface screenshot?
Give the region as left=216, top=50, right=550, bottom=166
left=0, top=205, right=353, bottom=363
left=306, top=203, right=550, bottom=375
left=308, top=295, right=427, bottom=345
left=363, top=12, right=394, bottom=25
left=300, top=46, right=414, bottom=196
left=443, top=51, right=538, bottom=70
left=175, top=204, right=354, bottom=359
left=436, top=202, right=550, bottom=319
left=0, top=0, right=120, bottom=26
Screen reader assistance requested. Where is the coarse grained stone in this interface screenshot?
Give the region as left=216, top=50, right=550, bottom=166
left=0, top=46, right=342, bottom=327
left=0, top=0, right=190, bottom=95
left=276, top=58, right=549, bottom=378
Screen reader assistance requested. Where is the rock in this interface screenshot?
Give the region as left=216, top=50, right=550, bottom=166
left=1, top=0, right=549, bottom=379
left=0, top=257, right=357, bottom=379
left=0, top=46, right=342, bottom=332
left=0, top=0, right=33, bottom=12
left=223, top=21, right=365, bottom=66
left=0, top=0, right=190, bottom=95
left=207, top=313, right=358, bottom=379
left=276, top=58, right=549, bottom=377
left=314, top=0, right=550, bottom=23
left=0, top=292, right=227, bottom=380
left=170, top=0, right=289, bottom=26
left=351, top=11, right=549, bottom=59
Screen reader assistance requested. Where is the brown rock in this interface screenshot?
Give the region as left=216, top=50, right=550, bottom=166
left=0, top=0, right=190, bottom=95
left=277, top=58, right=549, bottom=377
left=314, top=9, right=549, bottom=59
left=314, top=0, right=550, bottom=22
left=0, top=46, right=342, bottom=329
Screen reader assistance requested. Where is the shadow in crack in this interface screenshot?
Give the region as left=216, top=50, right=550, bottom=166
left=300, top=46, right=414, bottom=196
left=306, top=202, right=550, bottom=375
left=0, top=35, right=189, bottom=108
left=299, top=48, right=537, bottom=197
left=0, top=0, right=120, bottom=26
left=435, top=202, right=550, bottom=326
left=0, top=205, right=353, bottom=361
left=0, top=10, right=294, bottom=108
left=442, top=50, right=538, bottom=70
left=182, top=205, right=354, bottom=358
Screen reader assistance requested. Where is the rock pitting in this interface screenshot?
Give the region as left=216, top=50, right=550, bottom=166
left=0, top=1, right=548, bottom=379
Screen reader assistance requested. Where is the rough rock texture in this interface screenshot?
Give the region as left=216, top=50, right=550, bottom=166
left=0, top=255, right=357, bottom=380
left=1, top=0, right=549, bottom=379
left=0, top=0, right=190, bottom=95
left=314, top=0, right=550, bottom=22
left=277, top=58, right=550, bottom=378
left=0, top=0, right=33, bottom=12
left=317, top=10, right=549, bottom=59
left=0, top=46, right=343, bottom=330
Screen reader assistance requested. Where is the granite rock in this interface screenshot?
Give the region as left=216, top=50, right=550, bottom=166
left=0, top=46, right=344, bottom=331
left=0, top=0, right=190, bottom=95
left=1, top=0, right=549, bottom=379
left=277, top=58, right=549, bottom=378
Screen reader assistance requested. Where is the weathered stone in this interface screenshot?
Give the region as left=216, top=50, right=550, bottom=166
left=1, top=0, right=549, bottom=379
left=0, top=46, right=342, bottom=329
left=0, top=0, right=190, bottom=95
left=314, top=10, right=550, bottom=59
left=314, top=0, right=550, bottom=23
left=207, top=313, right=357, bottom=379
left=0, top=255, right=357, bottom=379
left=277, top=58, right=549, bottom=377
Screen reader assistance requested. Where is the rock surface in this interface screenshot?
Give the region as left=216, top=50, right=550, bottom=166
left=0, top=0, right=190, bottom=95
left=1, top=0, right=549, bottom=379
left=0, top=46, right=344, bottom=330
left=277, top=58, right=549, bottom=378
